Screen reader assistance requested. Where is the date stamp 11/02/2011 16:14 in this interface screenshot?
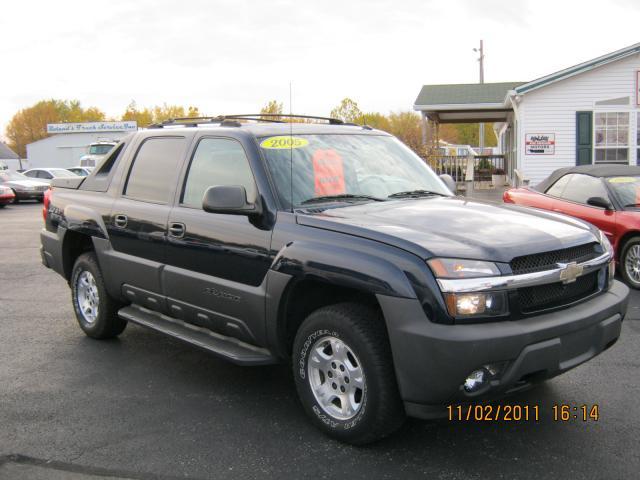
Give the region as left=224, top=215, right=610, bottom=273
left=447, top=404, right=600, bottom=422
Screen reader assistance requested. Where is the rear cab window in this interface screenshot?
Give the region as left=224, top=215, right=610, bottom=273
left=124, top=137, right=187, bottom=204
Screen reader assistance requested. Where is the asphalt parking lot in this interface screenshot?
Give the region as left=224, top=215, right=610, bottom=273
left=1, top=202, right=639, bottom=480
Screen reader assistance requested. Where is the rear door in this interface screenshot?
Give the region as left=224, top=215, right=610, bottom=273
left=106, top=135, right=189, bottom=311
left=163, top=136, right=272, bottom=345
left=550, top=173, right=617, bottom=242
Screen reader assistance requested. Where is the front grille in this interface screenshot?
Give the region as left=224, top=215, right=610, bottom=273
left=510, top=243, right=599, bottom=275
left=518, top=271, right=599, bottom=313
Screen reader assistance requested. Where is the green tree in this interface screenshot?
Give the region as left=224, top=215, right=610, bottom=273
left=387, top=111, right=424, bottom=157
left=5, top=99, right=105, bottom=157
left=330, top=98, right=363, bottom=124
left=361, top=112, right=391, bottom=131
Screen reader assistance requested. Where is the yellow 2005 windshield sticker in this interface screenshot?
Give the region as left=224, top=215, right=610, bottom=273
left=260, top=136, right=309, bottom=149
left=608, top=177, right=637, bottom=184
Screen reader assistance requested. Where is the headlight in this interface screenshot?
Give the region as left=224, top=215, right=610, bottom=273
left=598, top=230, right=613, bottom=256
left=427, top=258, right=500, bottom=279
left=444, top=292, right=509, bottom=318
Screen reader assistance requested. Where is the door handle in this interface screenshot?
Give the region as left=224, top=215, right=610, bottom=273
left=168, top=222, right=185, bottom=238
left=113, top=214, right=128, bottom=228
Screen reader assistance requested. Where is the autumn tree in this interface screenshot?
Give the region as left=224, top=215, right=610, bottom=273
left=5, top=99, right=105, bottom=157
left=260, top=100, right=283, bottom=121
left=361, top=112, right=391, bottom=131
left=121, top=101, right=154, bottom=127
left=330, top=98, right=363, bottom=124
left=121, top=102, right=201, bottom=127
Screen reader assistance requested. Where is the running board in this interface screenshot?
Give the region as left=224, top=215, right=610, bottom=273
left=118, top=305, right=278, bottom=366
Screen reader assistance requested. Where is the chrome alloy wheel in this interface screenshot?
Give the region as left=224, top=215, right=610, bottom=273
left=625, top=244, right=640, bottom=284
left=307, top=336, right=365, bottom=420
left=76, top=270, right=99, bottom=324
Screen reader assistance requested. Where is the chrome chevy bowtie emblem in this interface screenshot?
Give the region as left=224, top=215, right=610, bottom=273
left=558, top=262, right=583, bottom=284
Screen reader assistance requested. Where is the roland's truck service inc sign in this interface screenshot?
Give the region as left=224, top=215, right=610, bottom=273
left=525, top=133, right=555, bottom=155
left=46, top=121, right=138, bottom=134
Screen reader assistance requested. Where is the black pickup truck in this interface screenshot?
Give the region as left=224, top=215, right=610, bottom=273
left=41, top=115, right=629, bottom=444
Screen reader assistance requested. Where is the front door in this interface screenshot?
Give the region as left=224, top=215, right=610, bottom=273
left=163, top=137, right=272, bottom=346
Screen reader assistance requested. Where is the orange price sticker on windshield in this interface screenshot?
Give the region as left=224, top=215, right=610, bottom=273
left=312, top=149, right=345, bottom=196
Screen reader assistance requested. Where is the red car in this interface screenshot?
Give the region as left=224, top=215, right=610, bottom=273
left=504, top=165, right=640, bottom=288
left=0, top=185, right=15, bottom=207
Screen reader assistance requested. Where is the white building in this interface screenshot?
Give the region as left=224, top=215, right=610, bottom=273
left=26, top=121, right=137, bottom=169
left=414, top=42, right=640, bottom=185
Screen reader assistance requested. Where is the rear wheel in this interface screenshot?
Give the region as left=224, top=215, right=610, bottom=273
left=621, top=237, right=640, bottom=289
left=71, top=252, right=127, bottom=338
left=11, top=190, right=19, bottom=204
left=292, top=302, right=405, bottom=444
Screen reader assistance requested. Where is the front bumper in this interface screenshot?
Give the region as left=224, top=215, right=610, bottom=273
left=377, top=280, right=629, bottom=419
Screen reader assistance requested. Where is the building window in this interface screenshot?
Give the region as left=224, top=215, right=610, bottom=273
left=594, top=112, right=629, bottom=164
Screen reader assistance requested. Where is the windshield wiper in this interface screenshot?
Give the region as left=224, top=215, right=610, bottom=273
left=300, top=194, right=386, bottom=205
left=387, top=189, right=448, bottom=199
left=624, top=203, right=640, bottom=208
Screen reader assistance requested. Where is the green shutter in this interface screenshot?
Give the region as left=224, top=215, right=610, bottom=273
left=576, top=111, right=593, bottom=165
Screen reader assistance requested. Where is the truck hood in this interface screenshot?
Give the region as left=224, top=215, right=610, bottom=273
left=297, top=197, right=599, bottom=263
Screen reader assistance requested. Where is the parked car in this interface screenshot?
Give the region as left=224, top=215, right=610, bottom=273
left=23, top=168, right=80, bottom=183
left=41, top=116, right=628, bottom=444
left=0, top=170, right=48, bottom=202
left=67, top=166, right=94, bottom=177
left=0, top=185, right=15, bottom=207
left=504, top=165, right=640, bottom=288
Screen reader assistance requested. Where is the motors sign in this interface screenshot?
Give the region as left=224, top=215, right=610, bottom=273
left=46, top=121, right=138, bottom=134
left=525, top=133, right=555, bottom=155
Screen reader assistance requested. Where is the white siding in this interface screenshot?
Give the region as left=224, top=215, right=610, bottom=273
left=518, top=53, right=640, bottom=184
left=26, top=132, right=129, bottom=168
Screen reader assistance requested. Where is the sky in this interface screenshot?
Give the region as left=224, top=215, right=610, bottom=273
left=1, top=0, right=639, bottom=139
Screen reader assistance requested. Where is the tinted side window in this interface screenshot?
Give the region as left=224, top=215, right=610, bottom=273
left=39, top=171, right=53, bottom=179
left=125, top=137, right=186, bottom=203
left=545, top=175, right=571, bottom=197
left=560, top=174, right=609, bottom=204
left=24, top=170, right=37, bottom=178
left=182, top=138, right=256, bottom=208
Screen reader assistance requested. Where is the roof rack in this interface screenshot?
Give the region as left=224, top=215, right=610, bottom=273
left=147, top=114, right=346, bottom=129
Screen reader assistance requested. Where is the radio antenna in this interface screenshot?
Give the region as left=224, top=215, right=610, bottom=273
left=289, top=81, right=294, bottom=211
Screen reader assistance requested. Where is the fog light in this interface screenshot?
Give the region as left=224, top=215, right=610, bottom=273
left=464, top=369, right=487, bottom=393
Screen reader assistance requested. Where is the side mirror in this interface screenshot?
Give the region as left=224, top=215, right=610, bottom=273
left=202, top=185, right=262, bottom=216
left=587, top=196, right=613, bottom=210
left=439, top=174, right=457, bottom=194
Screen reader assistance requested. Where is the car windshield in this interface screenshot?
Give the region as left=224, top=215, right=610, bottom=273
left=259, top=134, right=451, bottom=209
left=0, top=171, right=28, bottom=181
left=50, top=169, right=78, bottom=177
left=89, top=144, right=115, bottom=155
left=606, top=176, right=640, bottom=207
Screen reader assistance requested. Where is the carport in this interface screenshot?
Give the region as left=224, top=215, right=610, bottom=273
left=413, top=82, right=523, bottom=188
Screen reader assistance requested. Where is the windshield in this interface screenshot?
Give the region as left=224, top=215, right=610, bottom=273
left=0, top=171, right=28, bottom=181
left=259, top=134, right=451, bottom=209
left=89, top=144, right=115, bottom=155
left=606, top=176, right=640, bottom=207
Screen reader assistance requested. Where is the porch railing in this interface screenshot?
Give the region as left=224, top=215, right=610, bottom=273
left=427, top=154, right=509, bottom=188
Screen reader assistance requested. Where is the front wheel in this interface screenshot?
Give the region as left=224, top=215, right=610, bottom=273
left=292, top=302, right=405, bottom=444
left=71, top=252, right=127, bottom=338
left=620, top=237, right=640, bottom=289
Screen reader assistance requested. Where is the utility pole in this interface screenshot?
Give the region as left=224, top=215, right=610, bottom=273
left=474, top=40, right=485, bottom=150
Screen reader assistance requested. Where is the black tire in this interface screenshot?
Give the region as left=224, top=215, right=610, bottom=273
left=620, top=236, right=640, bottom=289
left=0, top=204, right=6, bottom=209
left=292, top=302, right=405, bottom=444
left=11, top=190, right=19, bottom=204
left=70, top=252, right=127, bottom=338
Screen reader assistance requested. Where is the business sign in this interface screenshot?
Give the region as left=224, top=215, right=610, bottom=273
left=525, top=133, right=555, bottom=155
left=46, top=121, right=138, bottom=134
